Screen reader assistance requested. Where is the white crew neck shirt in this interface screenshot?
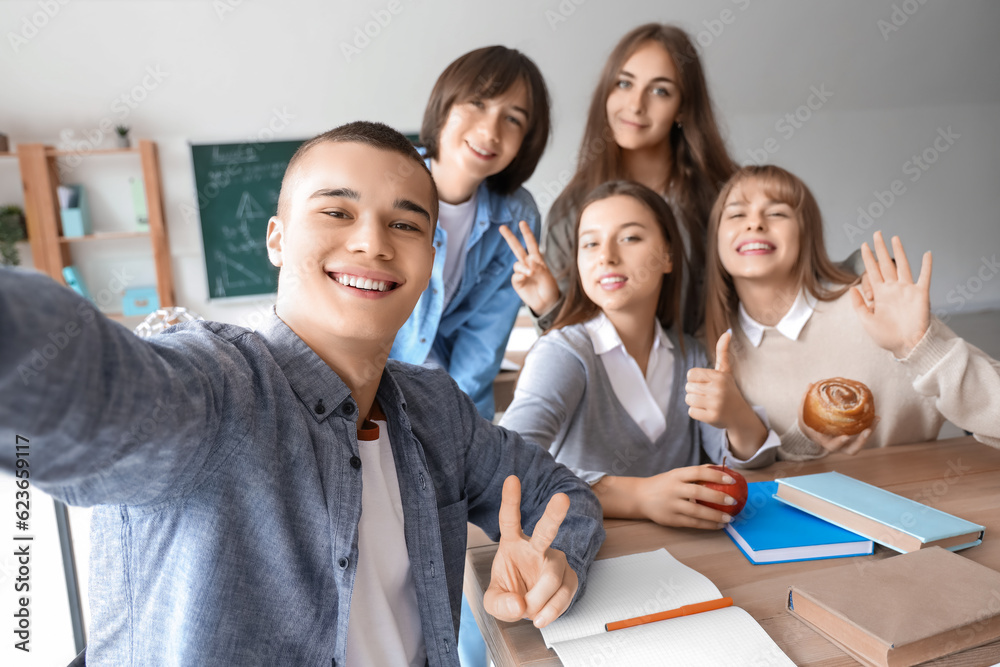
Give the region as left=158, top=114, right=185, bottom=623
left=437, top=194, right=478, bottom=308
left=345, top=415, right=425, bottom=667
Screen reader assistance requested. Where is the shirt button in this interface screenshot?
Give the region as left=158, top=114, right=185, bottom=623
left=350, top=456, right=361, bottom=470
left=338, top=557, right=349, bottom=569
left=314, top=400, right=325, bottom=414
left=420, top=337, right=426, bottom=343
left=342, top=403, right=355, bottom=416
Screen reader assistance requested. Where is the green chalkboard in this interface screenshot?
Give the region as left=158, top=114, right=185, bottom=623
left=190, top=139, right=305, bottom=299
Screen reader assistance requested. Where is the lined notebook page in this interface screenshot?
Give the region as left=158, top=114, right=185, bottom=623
left=539, top=549, right=722, bottom=647
left=552, top=606, right=796, bottom=667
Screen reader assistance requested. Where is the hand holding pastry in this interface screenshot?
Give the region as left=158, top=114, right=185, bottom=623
left=500, top=221, right=561, bottom=316
left=798, top=379, right=879, bottom=454
left=851, top=231, right=932, bottom=359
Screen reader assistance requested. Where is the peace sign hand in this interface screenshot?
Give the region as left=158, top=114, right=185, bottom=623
left=499, top=221, right=561, bottom=316
left=484, top=476, right=578, bottom=629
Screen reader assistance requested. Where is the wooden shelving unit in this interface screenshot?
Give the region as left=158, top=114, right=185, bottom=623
left=17, top=140, right=175, bottom=309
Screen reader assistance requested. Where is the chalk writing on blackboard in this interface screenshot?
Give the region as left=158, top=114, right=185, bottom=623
left=191, top=139, right=304, bottom=298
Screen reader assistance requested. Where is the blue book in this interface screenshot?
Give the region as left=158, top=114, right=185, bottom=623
left=725, top=481, right=873, bottom=564
left=775, top=471, right=984, bottom=553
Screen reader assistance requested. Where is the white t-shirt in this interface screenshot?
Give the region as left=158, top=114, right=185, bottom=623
left=437, top=194, right=478, bottom=308
left=345, top=413, right=425, bottom=667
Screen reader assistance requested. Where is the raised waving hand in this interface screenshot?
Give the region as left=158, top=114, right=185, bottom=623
left=851, top=230, right=932, bottom=359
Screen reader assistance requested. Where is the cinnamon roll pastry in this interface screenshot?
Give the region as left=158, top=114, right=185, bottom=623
left=802, top=378, right=876, bottom=436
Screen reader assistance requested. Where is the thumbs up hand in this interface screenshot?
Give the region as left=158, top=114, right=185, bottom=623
left=686, top=331, right=767, bottom=459
left=685, top=331, right=739, bottom=429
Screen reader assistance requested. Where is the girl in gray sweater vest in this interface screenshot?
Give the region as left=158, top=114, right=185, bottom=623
left=501, top=181, right=776, bottom=530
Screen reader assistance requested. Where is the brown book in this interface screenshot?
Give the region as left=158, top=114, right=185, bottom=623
left=787, top=547, right=1000, bottom=667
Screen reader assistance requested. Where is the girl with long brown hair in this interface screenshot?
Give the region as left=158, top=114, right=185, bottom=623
left=502, top=23, right=736, bottom=334
left=500, top=180, right=776, bottom=528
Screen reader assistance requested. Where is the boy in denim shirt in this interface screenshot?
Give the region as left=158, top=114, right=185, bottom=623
left=0, top=122, right=604, bottom=666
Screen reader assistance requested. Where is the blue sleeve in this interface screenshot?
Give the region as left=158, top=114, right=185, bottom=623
left=447, top=200, right=541, bottom=420
left=0, top=268, right=252, bottom=507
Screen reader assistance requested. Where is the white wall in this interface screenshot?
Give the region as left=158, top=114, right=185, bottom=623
left=2, top=0, right=998, bottom=324
left=1, top=1, right=999, bottom=664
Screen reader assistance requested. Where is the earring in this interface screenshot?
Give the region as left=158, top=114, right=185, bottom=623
left=675, top=120, right=683, bottom=130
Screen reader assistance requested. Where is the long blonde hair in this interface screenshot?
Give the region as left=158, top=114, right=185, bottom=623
left=704, top=165, right=858, bottom=351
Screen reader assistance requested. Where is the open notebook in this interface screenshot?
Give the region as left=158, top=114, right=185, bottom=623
left=540, top=549, right=795, bottom=666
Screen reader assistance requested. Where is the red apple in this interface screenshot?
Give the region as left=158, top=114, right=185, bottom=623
left=696, top=465, right=748, bottom=516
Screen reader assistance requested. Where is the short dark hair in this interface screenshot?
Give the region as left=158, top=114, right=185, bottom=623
left=420, top=46, right=550, bottom=196
left=276, top=121, right=438, bottom=222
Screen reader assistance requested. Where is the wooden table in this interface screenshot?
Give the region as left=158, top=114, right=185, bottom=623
left=464, top=437, right=1000, bottom=666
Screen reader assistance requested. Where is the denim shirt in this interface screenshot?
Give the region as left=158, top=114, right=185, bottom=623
left=0, top=269, right=604, bottom=667
left=390, top=153, right=541, bottom=420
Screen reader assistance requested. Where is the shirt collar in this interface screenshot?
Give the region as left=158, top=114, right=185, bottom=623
left=738, top=288, right=817, bottom=347
left=254, top=308, right=357, bottom=422
left=583, top=312, right=673, bottom=356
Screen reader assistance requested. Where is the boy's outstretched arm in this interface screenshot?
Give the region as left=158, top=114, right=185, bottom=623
left=0, top=269, right=249, bottom=506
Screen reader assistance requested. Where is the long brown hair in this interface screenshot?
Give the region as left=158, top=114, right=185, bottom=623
left=548, top=24, right=736, bottom=331
left=704, top=165, right=859, bottom=351
left=420, top=45, right=550, bottom=195
left=553, top=180, right=684, bottom=340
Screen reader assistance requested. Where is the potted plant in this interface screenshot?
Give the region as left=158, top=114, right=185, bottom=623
left=0, top=204, right=27, bottom=266
left=115, top=125, right=131, bottom=148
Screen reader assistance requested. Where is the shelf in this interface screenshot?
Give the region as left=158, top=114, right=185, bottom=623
left=18, top=141, right=175, bottom=309
left=45, top=147, right=139, bottom=157
left=59, top=231, right=150, bottom=244
left=0, top=151, right=16, bottom=158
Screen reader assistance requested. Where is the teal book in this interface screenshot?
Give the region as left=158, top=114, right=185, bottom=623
left=725, top=482, right=873, bottom=564
left=775, top=472, right=984, bottom=553
left=62, top=265, right=92, bottom=301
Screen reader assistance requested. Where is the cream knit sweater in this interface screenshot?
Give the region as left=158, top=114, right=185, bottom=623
left=730, top=291, right=1000, bottom=460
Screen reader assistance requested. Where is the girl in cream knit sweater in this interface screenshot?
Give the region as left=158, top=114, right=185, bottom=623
left=703, top=165, right=1000, bottom=461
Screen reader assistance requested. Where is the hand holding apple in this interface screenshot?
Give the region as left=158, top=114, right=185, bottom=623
left=632, top=465, right=746, bottom=529
left=695, top=464, right=748, bottom=516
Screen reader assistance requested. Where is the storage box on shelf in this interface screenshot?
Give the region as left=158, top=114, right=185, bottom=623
left=17, top=140, right=175, bottom=319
